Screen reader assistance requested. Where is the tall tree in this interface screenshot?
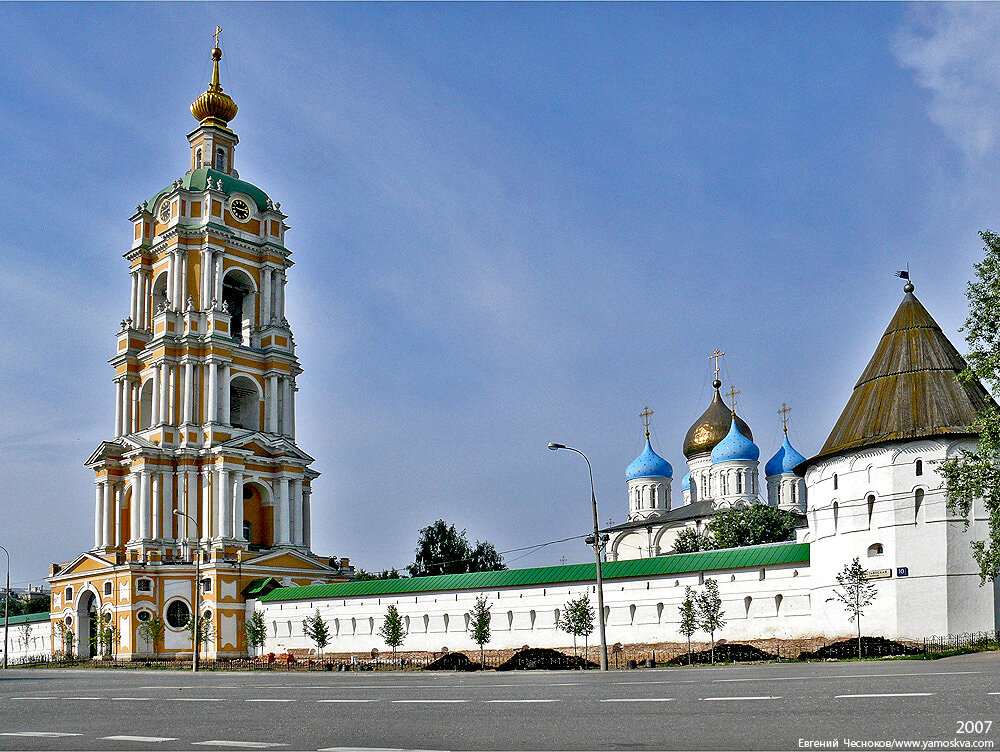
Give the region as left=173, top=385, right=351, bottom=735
left=137, top=615, right=164, bottom=655
left=379, top=604, right=406, bottom=663
left=677, top=586, right=698, bottom=664
left=695, top=578, right=726, bottom=665
left=707, top=505, right=797, bottom=550
left=244, top=611, right=268, bottom=658
left=833, top=557, right=878, bottom=659
left=557, top=593, right=595, bottom=660
left=407, top=520, right=506, bottom=577
left=303, top=610, right=331, bottom=658
left=469, top=596, right=492, bottom=668
left=356, top=567, right=403, bottom=581
left=185, top=612, right=214, bottom=660
left=17, top=622, right=32, bottom=653
left=941, top=229, right=1000, bottom=583
left=671, top=527, right=714, bottom=554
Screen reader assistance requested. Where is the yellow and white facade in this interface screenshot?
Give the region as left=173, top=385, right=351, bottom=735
left=46, top=39, right=352, bottom=660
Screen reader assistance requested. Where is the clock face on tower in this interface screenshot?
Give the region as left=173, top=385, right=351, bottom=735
left=230, top=198, right=251, bottom=222
left=158, top=201, right=170, bottom=223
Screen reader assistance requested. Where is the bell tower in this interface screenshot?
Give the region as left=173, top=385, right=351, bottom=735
left=47, top=32, right=350, bottom=661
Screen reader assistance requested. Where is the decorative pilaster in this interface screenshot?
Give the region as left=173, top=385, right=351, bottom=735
left=103, top=481, right=114, bottom=548
left=94, top=482, right=104, bottom=549
left=233, top=472, right=245, bottom=541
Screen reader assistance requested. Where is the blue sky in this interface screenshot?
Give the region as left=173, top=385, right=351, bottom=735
left=2, top=2, right=999, bottom=584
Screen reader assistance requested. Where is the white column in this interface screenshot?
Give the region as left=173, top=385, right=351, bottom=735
left=158, top=363, right=169, bottom=425
left=233, top=473, right=245, bottom=541
left=162, top=470, right=174, bottom=541
left=128, top=381, right=137, bottom=433
left=137, top=271, right=145, bottom=329
left=216, top=468, right=230, bottom=538
left=219, top=363, right=230, bottom=425
left=180, top=252, right=188, bottom=309
left=168, top=364, right=177, bottom=425
left=130, top=472, right=141, bottom=542
left=289, top=381, right=296, bottom=441
left=130, top=271, right=138, bottom=324
left=120, top=379, right=130, bottom=435
left=207, top=359, right=218, bottom=423
left=114, top=380, right=123, bottom=438
left=275, top=477, right=290, bottom=544
left=114, top=483, right=123, bottom=548
left=261, top=266, right=271, bottom=325
left=103, top=481, right=113, bottom=547
left=290, top=478, right=302, bottom=545
left=143, top=271, right=152, bottom=329
left=302, top=486, right=311, bottom=550
left=265, top=374, right=278, bottom=433
left=140, top=469, right=152, bottom=539
left=201, top=468, right=211, bottom=540
left=151, top=472, right=161, bottom=540
left=281, top=377, right=293, bottom=436
left=94, top=482, right=104, bottom=549
left=277, top=270, right=286, bottom=320
left=214, top=252, right=224, bottom=304
left=151, top=369, right=160, bottom=426
left=183, top=362, right=194, bottom=424
left=167, top=251, right=175, bottom=310
left=201, top=248, right=212, bottom=308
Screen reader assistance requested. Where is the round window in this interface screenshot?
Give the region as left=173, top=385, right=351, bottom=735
left=64, top=615, right=73, bottom=627
left=102, top=612, right=112, bottom=624
left=165, top=600, right=190, bottom=629
left=137, top=610, right=152, bottom=623
left=202, top=610, right=212, bottom=623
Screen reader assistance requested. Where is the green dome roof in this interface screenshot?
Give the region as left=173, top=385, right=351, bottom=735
left=149, top=168, right=271, bottom=213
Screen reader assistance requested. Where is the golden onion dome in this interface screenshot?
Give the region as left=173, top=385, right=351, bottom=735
left=682, top=381, right=753, bottom=458
left=190, top=46, right=238, bottom=128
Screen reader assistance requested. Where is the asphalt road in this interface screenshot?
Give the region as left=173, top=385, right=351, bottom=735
left=0, top=653, right=997, bottom=751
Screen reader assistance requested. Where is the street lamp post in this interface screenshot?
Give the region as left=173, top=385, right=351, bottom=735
left=173, top=511, right=201, bottom=673
left=0, top=545, right=9, bottom=669
left=547, top=443, right=609, bottom=671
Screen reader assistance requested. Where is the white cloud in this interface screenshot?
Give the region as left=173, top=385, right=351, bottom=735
left=893, top=3, right=1000, bottom=161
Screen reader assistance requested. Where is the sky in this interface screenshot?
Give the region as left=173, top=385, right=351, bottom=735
left=2, top=2, right=1000, bottom=586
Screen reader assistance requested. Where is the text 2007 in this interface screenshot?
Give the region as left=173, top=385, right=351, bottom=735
left=956, top=721, right=992, bottom=734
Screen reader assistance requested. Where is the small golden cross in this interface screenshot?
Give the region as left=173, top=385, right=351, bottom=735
left=778, top=402, right=792, bottom=433
left=214, top=25, right=223, bottom=48
left=639, top=406, right=654, bottom=439
left=708, top=349, right=725, bottom=381
left=726, top=385, right=741, bottom=412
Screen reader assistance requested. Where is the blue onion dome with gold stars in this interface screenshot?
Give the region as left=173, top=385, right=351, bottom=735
left=765, top=433, right=806, bottom=477
left=683, top=380, right=753, bottom=458
left=711, top=416, right=760, bottom=463
left=626, top=439, right=673, bottom=480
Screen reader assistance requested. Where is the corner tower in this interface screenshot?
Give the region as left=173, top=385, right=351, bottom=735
left=47, top=35, right=351, bottom=661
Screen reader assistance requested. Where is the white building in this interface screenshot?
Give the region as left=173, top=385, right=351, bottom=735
left=254, top=281, right=1000, bottom=655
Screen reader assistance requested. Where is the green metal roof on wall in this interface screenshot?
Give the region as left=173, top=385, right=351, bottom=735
left=3, top=612, right=50, bottom=625
left=149, top=168, right=271, bottom=213
left=261, top=543, right=809, bottom=603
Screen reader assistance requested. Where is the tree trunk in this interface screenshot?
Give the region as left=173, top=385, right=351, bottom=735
left=858, top=620, right=862, bottom=660
left=687, top=636, right=691, bottom=665
left=710, top=632, right=715, bottom=665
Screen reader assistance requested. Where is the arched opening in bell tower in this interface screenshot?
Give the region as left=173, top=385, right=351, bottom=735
left=242, top=482, right=274, bottom=549
left=138, top=379, right=153, bottom=430
left=229, top=375, right=261, bottom=431
left=151, top=271, right=168, bottom=314
left=221, top=269, right=255, bottom=346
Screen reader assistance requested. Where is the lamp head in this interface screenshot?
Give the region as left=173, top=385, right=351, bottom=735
left=548, top=442, right=566, bottom=451
left=172, top=509, right=181, bottom=516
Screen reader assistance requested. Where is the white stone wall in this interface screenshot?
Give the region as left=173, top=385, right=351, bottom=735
left=0, top=620, right=52, bottom=663
left=254, top=559, right=814, bottom=656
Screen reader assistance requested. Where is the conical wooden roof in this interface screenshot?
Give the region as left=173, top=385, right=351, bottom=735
left=810, top=288, right=993, bottom=464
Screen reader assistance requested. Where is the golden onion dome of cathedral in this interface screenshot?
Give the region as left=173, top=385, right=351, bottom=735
left=190, top=46, right=238, bottom=128
left=682, top=380, right=754, bottom=458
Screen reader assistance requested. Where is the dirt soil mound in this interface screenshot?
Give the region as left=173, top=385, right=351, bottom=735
left=799, top=636, right=923, bottom=660
left=496, top=648, right=598, bottom=671
left=423, top=652, right=481, bottom=671
left=666, top=643, right=776, bottom=665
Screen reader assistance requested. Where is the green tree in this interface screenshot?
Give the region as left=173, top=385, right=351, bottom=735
left=244, top=610, right=268, bottom=658
left=677, top=586, right=698, bottom=664
left=137, top=615, right=165, bottom=655
left=303, top=609, right=331, bottom=657
left=184, top=611, right=214, bottom=659
left=17, top=622, right=32, bottom=653
left=707, top=505, right=797, bottom=549
left=98, top=620, right=119, bottom=658
left=833, top=557, right=878, bottom=659
left=469, top=596, right=492, bottom=668
left=940, top=230, right=1000, bottom=583
left=695, top=578, right=725, bottom=665
left=379, top=604, right=406, bottom=663
left=671, top=527, right=715, bottom=554
left=407, top=520, right=506, bottom=577
left=356, top=567, right=404, bottom=581
left=558, top=593, right=596, bottom=660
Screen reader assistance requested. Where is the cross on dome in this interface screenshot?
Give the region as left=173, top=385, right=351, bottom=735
left=726, top=385, right=741, bottom=412
left=778, top=402, right=792, bottom=434
left=639, top=406, right=654, bottom=439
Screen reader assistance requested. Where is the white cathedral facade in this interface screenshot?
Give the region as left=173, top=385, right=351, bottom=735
left=252, top=280, right=1000, bottom=657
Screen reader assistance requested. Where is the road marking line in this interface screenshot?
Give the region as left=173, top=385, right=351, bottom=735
left=165, top=697, right=226, bottom=702
left=318, top=748, right=448, bottom=752
left=317, top=699, right=376, bottom=703
left=601, top=698, right=674, bottom=703
left=245, top=699, right=296, bottom=703
left=0, top=732, right=84, bottom=738
left=836, top=693, right=935, bottom=698
left=716, top=677, right=810, bottom=682
left=391, top=699, right=467, bottom=704
left=484, top=699, right=558, bottom=703
left=192, top=743, right=287, bottom=749
left=612, top=680, right=697, bottom=685
left=703, top=696, right=780, bottom=701
left=9, top=697, right=59, bottom=701
left=62, top=697, right=103, bottom=700
left=103, top=736, right=179, bottom=743
left=112, top=697, right=155, bottom=701
left=989, top=692, right=1000, bottom=695
left=140, top=686, right=193, bottom=690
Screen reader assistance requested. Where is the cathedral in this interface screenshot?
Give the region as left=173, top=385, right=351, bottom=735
left=43, top=37, right=352, bottom=660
